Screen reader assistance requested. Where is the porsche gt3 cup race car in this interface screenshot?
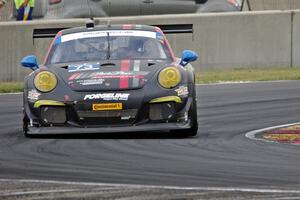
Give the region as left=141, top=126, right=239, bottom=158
left=21, top=23, right=198, bottom=137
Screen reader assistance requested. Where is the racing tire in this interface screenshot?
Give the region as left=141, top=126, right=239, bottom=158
left=23, top=112, right=30, bottom=137
left=23, top=114, right=36, bottom=138
left=171, top=96, right=198, bottom=137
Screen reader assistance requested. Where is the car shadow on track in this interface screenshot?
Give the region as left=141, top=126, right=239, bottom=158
left=25, top=131, right=198, bottom=140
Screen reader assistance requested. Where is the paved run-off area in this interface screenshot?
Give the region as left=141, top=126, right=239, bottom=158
left=0, top=81, right=300, bottom=199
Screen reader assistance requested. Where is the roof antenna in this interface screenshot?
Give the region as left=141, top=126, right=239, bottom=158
left=86, top=18, right=95, bottom=29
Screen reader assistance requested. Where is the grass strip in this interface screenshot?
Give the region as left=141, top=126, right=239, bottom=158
left=196, top=68, right=300, bottom=84
left=0, top=82, right=24, bottom=93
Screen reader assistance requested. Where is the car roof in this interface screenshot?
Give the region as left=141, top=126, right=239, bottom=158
left=60, top=24, right=161, bottom=36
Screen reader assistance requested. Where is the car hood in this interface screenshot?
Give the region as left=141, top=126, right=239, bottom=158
left=48, top=60, right=173, bottom=91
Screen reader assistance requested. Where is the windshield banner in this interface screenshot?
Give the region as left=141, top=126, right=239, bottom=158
left=61, top=30, right=157, bottom=43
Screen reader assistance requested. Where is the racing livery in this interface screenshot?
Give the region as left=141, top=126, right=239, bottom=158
left=21, top=23, right=198, bottom=137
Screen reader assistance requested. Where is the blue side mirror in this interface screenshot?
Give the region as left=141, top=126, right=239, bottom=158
left=21, top=55, right=39, bottom=70
left=180, top=50, right=198, bottom=67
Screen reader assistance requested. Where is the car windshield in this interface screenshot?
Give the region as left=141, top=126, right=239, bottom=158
left=47, top=30, right=172, bottom=64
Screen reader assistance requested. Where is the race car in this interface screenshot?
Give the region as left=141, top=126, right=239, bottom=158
left=21, top=23, right=198, bottom=137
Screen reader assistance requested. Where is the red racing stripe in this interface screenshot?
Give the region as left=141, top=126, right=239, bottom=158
left=120, top=60, right=130, bottom=89
left=68, top=72, right=80, bottom=81
left=122, top=24, right=133, bottom=30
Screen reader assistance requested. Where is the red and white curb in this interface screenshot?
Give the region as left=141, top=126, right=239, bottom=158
left=245, top=122, right=300, bottom=144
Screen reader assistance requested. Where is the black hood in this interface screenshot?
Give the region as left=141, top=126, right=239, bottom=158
left=48, top=60, right=173, bottom=91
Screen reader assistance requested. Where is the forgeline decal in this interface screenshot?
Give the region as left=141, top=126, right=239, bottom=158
left=262, top=125, right=300, bottom=145
left=175, top=86, right=189, bottom=97
left=27, top=89, right=41, bottom=101
left=84, top=93, right=130, bottom=101
left=68, top=63, right=100, bottom=72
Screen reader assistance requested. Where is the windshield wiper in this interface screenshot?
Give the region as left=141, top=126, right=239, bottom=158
left=106, top=32, right=111, bottom=60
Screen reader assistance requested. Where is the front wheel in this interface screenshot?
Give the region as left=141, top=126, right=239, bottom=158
left=23, top=113, right=29, bottom=137
left=171, top=97, right=198, bottom=137
left=22, top=112, right=34, bottom=138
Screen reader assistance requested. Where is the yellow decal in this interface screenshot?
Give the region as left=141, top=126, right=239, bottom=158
left=34, top=100, right=65, bottom=108
left=92, top=103, right=123, bottom=111
left=150, top=96, right=182, bottom=104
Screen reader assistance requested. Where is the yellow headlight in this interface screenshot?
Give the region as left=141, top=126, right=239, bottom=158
left=34, top=71, right=57, bottom=92
left=158, top=67, right=181, bottom=89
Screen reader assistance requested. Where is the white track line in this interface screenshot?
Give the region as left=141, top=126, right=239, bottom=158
left=0, top=92, right=22, bottom=95
left=245, top=122, right=300, bottom=143
left=196, top=80, right=300, bottom=86
left=0, top=189, right=80, bottom=197
left=0, top=179, right=299, bottom=194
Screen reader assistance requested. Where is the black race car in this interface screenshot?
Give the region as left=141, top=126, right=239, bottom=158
left=21, top=23, right=198, bottom=137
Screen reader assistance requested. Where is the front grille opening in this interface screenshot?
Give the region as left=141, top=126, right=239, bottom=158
left=149, top=102, right=175, bottom=121
left=76, top=109, right=138, bottom=126
left=40, top=106, right=66, bottom=124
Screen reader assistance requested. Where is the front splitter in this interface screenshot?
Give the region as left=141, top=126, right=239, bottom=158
left=27, top=120, right=191, bottom=135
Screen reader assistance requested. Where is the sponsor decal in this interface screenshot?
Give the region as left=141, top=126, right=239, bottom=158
left=61, top=30, right=156, bottom=43
left=28, top=89, right=41, bottom=101
left=68, top=63, right=100, bottom=72
left=76, top=79, right=105, bottom=86
left=69, top=71, right=148, bottom=81
left=84, top=93, right=130, bottom=101
left=175, top=86, right=189, bottom=97
left=93, top=103, right=123, bottom=111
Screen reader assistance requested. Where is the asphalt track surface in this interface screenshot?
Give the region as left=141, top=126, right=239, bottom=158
left=1, top=81, right=300, bottom=199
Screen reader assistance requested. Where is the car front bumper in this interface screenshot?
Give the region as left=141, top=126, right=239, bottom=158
left=24, top=84, right=194, bottom=135
left=26, top=120, right=192, bottom=135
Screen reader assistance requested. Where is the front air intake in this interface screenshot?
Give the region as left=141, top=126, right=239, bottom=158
left=149, top=102, right=175, bottom=121
left=40, top=106, right=66, bottom=124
